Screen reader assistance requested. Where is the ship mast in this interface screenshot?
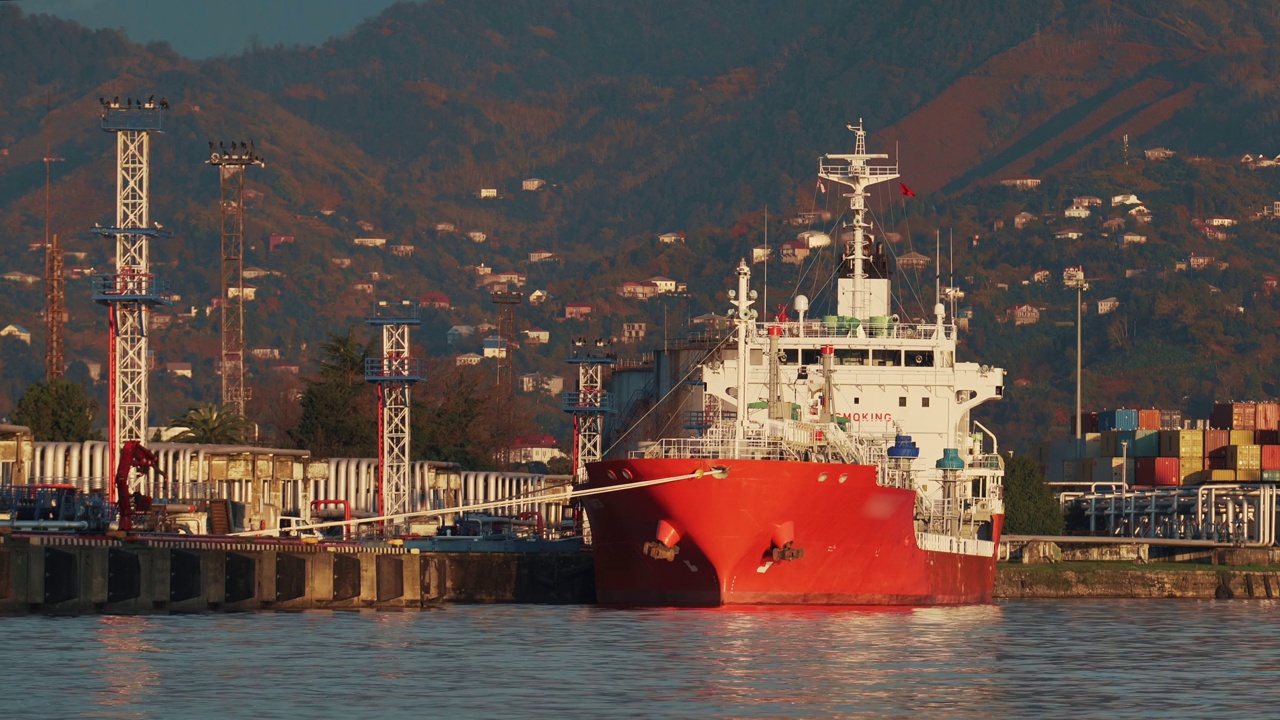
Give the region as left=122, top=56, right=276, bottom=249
left=730, top=259, right=757, bottom=448
left=818, top=120, right=899, bottom=320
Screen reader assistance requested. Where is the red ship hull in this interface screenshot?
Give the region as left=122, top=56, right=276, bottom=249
left=583, top=457, right=1003, bottom=606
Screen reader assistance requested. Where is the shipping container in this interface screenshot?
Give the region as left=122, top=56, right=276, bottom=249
left=1257, top=403, right=1280, bottom=431
left=1083, top=433, right=1103, bottom=458
left=1230, top=429, right=1255, bottom=446
left=1226, top=444, right=1262, bottom=470
left=1181, top=460, right=1208, bottom=485
left=1134, top=457, right=1179, bottom=486
left=1159, top=430, right=1203, bottom=458
left=1257, top=430, right=1280, bottom=446
left=1209, top=469, right=1238, bottom=482
left=1263, top=446, right=1280, bottom=471
left=1132, top=429, right=1159, bottom=457
left=1237, top=469, right=1262, bottom=482
left=1111, top=458, right=1135, bottom=485
left=1070, top=412, right=1100, bottom=435
left=1212, top=402, right=1256, bottom=430
left=1137, top=409, right=1161, bottom=431
left=1204, top=429, right=1231, bottom=458
left=1101, top=430, right=1137, bottom=457
left=1098, top=409, right=1139, bottom=432
left=1207, top=456, right=1229, bottom=471
left=1262, top=469, right=1280, bottom=483
left=1159, top=409, right=1183, bottom=430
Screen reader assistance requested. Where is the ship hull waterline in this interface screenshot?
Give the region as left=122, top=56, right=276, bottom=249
left=583, top=458, right=1003, bottom=607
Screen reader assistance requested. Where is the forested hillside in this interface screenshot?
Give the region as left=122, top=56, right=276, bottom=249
left=3, top=0, right=1280, bottom=457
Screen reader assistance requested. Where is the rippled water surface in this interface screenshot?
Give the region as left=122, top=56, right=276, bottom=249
left=3, top=600, right=1279, bottom=719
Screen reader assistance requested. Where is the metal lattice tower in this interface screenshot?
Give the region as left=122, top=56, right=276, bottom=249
left=43, top=99, right=65, bottom=382
left=92, top=96, right=171, bottom=498
left=366, top=301, right=423, bottom=525
left=491, top=289, right=522, bottom=466
left=207, top=141, right=264, bottom=416
left=563, top=340, right=616, bottom=482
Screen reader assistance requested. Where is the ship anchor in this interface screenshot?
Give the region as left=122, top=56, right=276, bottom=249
left=770, top=541, right=805, bottom=562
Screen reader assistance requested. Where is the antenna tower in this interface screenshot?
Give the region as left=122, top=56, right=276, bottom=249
left=563, top=340, right=616, bottom=482
left=44, top=94, right=65, bottom=381
left=92, top=96, right=171, bottom=498
left=365, top=301, right=423, bottom=526
left=207, top=141, right=264, bottom=416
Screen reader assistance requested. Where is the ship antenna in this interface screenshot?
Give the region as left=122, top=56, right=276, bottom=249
left=949, top=229, right=956, bottom=321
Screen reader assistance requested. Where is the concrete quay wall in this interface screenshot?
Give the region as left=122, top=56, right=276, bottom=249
left=0, top=535, right=594, bottom=615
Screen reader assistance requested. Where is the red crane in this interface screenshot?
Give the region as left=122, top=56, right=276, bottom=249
left=114, top=440, right=164, bottom=532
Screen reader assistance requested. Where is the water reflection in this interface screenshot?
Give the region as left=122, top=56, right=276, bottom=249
left=91, top=615, right=164, bottom=716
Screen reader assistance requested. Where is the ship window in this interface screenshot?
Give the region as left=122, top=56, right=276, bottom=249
left=621, top=468, right=633, bottom=481
left=606, top=470, right=618, bottom=481
left=836, top=349, right=869, bottom=366
left=801, top=349, right=822, bottom=365
left=922, top=397, right=930, bottom=408
left=905, top=351, right=934, bottom=368
left=783, top=349, right=799, bottom=363
left=853, top=397, right=860, bottom=405
left=899, top=396, right=907, bottom=407
left=872, top=349, right=900, bottom=366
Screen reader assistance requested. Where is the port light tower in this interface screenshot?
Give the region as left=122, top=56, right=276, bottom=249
left=207, top=141, right=264, bottom=417
left=1064, top=266, right=1089, bottom=443
left=563, top=338, right=616, bottom=483
left=366, top=301, right=423, bottom=527
left=92, top=96, right=171, bottom=498
left=491, top=289, right=522, bottom=467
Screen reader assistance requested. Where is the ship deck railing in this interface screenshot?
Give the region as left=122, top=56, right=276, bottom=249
left=756, top=320, right=955, bottom=341
left=631, top=437, right=795, bottom=461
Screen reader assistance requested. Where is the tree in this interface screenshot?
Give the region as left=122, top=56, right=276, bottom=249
left=1002, top=454, right=1065, bottom=535
left=169, top=403, right=253, bottom=444
left=10, top=380, right=100, bottom=441
left=291, top=330, right=377, bottom=457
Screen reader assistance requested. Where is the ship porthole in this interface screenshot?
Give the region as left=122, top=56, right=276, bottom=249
left=606, top=470, right=618, bottom=481
left=621, top=468, right=633, bottom=481
left=838, top=473, right=848, bottom=484
left=817, top=473, right=828, bottom=483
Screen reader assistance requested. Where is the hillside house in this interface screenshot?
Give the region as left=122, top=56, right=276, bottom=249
left=1144, top=148, right=1175, bottom=160
left=1264, top=275, right=1279, bottom=295
left=1096, top=297, right=1120, bottom=315
left=447, top=325, right=475, bottom=345
left=1112, top=194, right=1142, bottom=206
left=563, top=303, right=593, bottom=320
left=490, top=271, right=526, bottom=287
left=467, top=231, right=487, bottom=243
left=227, top=285, right=257, bottom=301
left=320, top=208, right=336, bottom=216
left=528, top=250, right=555, bottom=263
left=151, top=315, right=172, bottom=330
left=353, top=237, right=386, bottom=248
left=789, top=210, right=832, bottom=225
left=269, top=234, right=295, bottom=251
left=478, top=188, right=498, bottom=199
left=617, top=281, right=659, bottom=299
left=472, top=263, right=492, bottom=276
left=1189, top=253, right=1215, bottom=270
left=356, top=220, right=375, bottom=232
left=0, top=324, right=31, bottom=345
left=353, top=282, right=374, bottom=294
left=941, top=285, right=965, bottom=302
left=435, top=222, right=456, bottom=232
left=419, top=292, right=451, bottom=309
left=391, top=244, right=415, bottom=257
left=273, top=364, right=301, bottom=375
left=1129, top=206, right=1153, bottom=223
left=1064, top=205, right=1091, bottom=219
left=1201, top=225, right=1229, bottom=241
left=1008, top=304, right=1040, bottom=326
left=1101, top=218, right=1127, bottom=231
left=250, top=348, right=281, bottom=361
left=476, top=322, right=497, bottom=335
left=1013, top=212, right=1037, bottom=229
left=366, top=271, right=390, bottom=282
left=1121, top=232, right=1147, bottom=246
left=991, top=219, right=1005, bottom=231
left=1032, top=270, right=1051, bottom=283
left=955, top=307, right=974, bottom=331
left=1207, top=216, right=1237, bottom=227
left=482, top=337, right=507, bottom=359
left=658, top=232, right=685, bottom=244
left=519, top=374, right=564, bottom=396
left=528, top=289, right=548, bottom=305
left=780, top=240, right=811, bottom=265
left=647, top=276, right=681, bottom=294
left=522, top=178, right=546, bottom=191
left=509, top=434, right=567, bottom=465
left=1001, top=177, right=1042, bottom=190
left=897, top=251, right=930, bottom=272
left=1074, top=196, right=1103, bottom=207
left=455, top=353, right=483, bottom=366
left=330, top=257, right=352, bottom=268
left=752, top=245, right=771, bottom=263
left=523, top=328, right=550, bottom=344
left=164, top=362, right=192, bottom=378
left=1054, top=228, right=1085, bottom=240
left=623, top=322, right=648, bottom=343
left=2, top=271, right=40, bottom=285
left=243, top=266, right=275, bottom=279
left=796, top=231, right=831, bottom=249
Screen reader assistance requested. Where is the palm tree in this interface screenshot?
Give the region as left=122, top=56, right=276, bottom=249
left=169, top=402, right=253, bottom=444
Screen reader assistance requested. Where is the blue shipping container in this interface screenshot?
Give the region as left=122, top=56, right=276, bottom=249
left=1099, top=409, right=1139, bottom=432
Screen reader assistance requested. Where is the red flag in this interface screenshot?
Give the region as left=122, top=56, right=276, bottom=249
left=817, top=179, right=826, bottom=193
left=900, top=182, right=917, bottom=198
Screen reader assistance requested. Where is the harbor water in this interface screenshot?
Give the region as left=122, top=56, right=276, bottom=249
left=4, top=600, right=1279, bottom=719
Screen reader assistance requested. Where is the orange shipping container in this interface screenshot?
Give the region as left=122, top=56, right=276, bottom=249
left=1138, top=409, right=1161, bottom=430
left=1212, top=402, right=1256, bottom=430
left=1135, top=457, right=1179, bottom=486
left=1263, top=445, right=1280, bottom=471
left=1258, top=403, right=1280, bottom=431
left=1204, top=429, right=1231, bottom=457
